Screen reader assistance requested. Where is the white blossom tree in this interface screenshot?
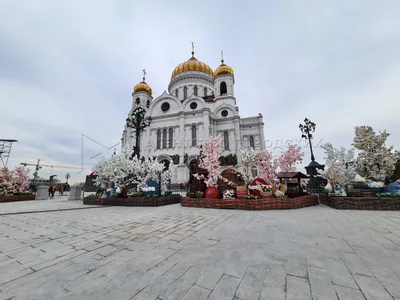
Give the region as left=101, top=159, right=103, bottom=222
left=240, top=148, right=259, bottom=186
left=320, top=142, right=356, bottom=187
left=352, top=126, right=399, bottom=181
left=92, top=147, right=172, bottom=195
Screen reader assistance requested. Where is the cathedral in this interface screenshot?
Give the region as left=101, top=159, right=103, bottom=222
left=121, top=46, right=265, bottom=183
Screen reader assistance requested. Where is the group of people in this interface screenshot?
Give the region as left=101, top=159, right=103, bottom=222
left=48, top=184, right=69, bottom=198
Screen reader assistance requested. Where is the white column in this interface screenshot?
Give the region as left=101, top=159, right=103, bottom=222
left=203, top=111, right=210, bottom=140
left=179, top=113, right=185, bottom=163
left=234, top=119, right=242, bottom=164
left=259, top=123, right=265, bottom=150
left=199, top=124, right=204, bottom=144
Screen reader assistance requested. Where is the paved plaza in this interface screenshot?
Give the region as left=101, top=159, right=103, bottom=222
left=0, top=201, right=400, bottom=300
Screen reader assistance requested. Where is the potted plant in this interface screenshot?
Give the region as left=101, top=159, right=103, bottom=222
left=259, top=184, right=273, bottom=197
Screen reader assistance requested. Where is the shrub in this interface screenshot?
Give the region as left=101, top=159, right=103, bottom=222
left=195, top=191, right=205, bottom=198
left=186, top=191, right=196, bottom=198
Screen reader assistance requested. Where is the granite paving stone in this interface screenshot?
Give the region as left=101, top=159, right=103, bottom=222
left=0, top=201, right=400, bottom=299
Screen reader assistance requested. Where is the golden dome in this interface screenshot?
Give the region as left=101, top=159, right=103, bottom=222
left=171, top=51, right=213, bottom=80
left=214, top=59, right=234, bottom=77
left=133, top=81, right=152, bottom=95
left=133, top=70, right=152, bottom=95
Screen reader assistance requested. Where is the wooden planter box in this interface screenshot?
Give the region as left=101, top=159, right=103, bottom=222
left=83, top=195, right=181, bottom=206
left=0, top=194, right=36, bottom=203
left=181, top=195, right=319, bottom=210
left=320, top=195, right=400, bottom=211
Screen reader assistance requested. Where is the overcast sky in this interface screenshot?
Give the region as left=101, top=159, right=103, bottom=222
left=1, top=1, right=399, bottom=183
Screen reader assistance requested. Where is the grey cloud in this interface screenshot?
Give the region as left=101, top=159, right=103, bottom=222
left=1, top=0, right=399, bottom=182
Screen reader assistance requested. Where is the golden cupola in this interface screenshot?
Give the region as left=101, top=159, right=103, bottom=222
left=214, top=57, right=234, bottom=77
left=133, top=70, right=152, bottom=96
left=171, top=45, right=213, bottom=80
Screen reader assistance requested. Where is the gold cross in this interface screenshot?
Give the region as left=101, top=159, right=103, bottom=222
left=221, top=50, right=224, bottom=63
left=142, top=69, right=146, bottom=81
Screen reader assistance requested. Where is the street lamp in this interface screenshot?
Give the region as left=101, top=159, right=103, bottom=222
left=65, top=173, right=70, bottom=184
left=126, top=106, right=152, bottom=159
left=299, top=117, right=316, bottom=161
left=299, top=118, right=325, bottom=193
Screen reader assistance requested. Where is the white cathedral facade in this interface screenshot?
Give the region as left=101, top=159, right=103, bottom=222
left=121, top=48, right=265, bottom=184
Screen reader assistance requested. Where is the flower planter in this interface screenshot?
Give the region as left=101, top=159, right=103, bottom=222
left=261, top=191, right=273, bottom=198
left=0, top=194, right=36, bottom=203
left=236, top=186, right=247, bottom=198
left=205, top=186, right=220, bottom=199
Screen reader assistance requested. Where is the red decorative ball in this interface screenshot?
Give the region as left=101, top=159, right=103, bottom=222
left=205, top=186, right=220, bottom=199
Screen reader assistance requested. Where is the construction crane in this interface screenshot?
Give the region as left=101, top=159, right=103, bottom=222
left=20, top=159, right=83, bottom=181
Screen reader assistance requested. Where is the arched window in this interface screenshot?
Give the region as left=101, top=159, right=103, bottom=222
left=156, top=130, right=161, bottom=149
left=175, top=89, right=178, bottom=98
left=204, top=87, right=207, bottom=96
left=162, top=129, right=167, bottom=148
left=136, top=98, right=140, bottom=105
left=146, top=100, right=150, bottom=108
left=168, top=128, right=173, bottom=148
left=194, top=85, right=198, bottom=96
left=191, top=125, right=197, bottom=147
left=183, top=86, right=188, bottom=99
left=224, top=131, right=229, bottom=150
left=249, top=136, right=255, bottom=149
left=220, top=81, right=227, bottom=95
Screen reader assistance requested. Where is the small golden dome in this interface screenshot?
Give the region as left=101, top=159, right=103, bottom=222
left=171, top=50, right=213, bottom=80
left=214, top=59, right=234, bottom=77
left=133, top=81, right=152, bottom=95
left=133, top=70, right=152, bottom=95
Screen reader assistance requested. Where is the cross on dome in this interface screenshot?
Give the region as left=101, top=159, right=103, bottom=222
left=142, top=69, right=147, bottom=82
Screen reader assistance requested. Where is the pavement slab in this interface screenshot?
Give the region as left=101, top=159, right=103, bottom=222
left=0, top=201, right=399, bottom=299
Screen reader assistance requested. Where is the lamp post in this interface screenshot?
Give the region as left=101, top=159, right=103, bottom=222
left=126, top=106, right=152, bottom=159
left=299, top=118, right=325, bottom=193
left=65, top=173, right=70, bottom=184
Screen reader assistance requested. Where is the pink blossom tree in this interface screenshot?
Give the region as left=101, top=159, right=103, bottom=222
left=279, top=144, right=304, bottom=172
left=194, top=136, right=222, bottom=187
left=255, top=150, right=279, bottom=185
left=12, top=167, right=30, bottom=193
left=0, top=168, right=14, bottom=195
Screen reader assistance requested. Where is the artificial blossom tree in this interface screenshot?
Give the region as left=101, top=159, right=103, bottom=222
left=255, top=150, right=279, bottom=186
left=352, top=126, right=399, bottom=181
left=320, top=142, right=356, bottom=187
left=240, top=148, right=259, bottom=187
left=194, top=136, right=222, bottom=187
left=92, top=146, right=172, bottom=196
left=278, top=144, right=304, bottom=173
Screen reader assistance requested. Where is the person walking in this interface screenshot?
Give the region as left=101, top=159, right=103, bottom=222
left=48, top=186, right=52, bottom=198
left=51, top=185, right=56, bottom=198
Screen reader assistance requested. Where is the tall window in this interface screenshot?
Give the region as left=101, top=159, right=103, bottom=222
left=136, top=98, right=140, bottom=105
left=175, top=89, right=178, bottom=98
left=168, top=128, right=173, bottom=148
left=146, top=100, right=150, bottom=108
left=249, top=136, right=255, bottom=149
left=194, top=85, right=198, bottom=96
left=156, top=130, right=161, bottom=149
left=224, top=131, right=229, bottom=150
left=183, top=86, right=188, bottom=99
left=204, top=87, right=207, bottom=96
left=162, top=129, right=167, bottom=148
left=192, top=125, right=197, bottom=147
left=220, top=81, right=227, bottom=95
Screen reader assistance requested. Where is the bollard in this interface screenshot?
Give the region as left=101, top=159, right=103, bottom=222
left=36, top=185, right=50, bottom=200
left=68, top=185, right=82, bottom=201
